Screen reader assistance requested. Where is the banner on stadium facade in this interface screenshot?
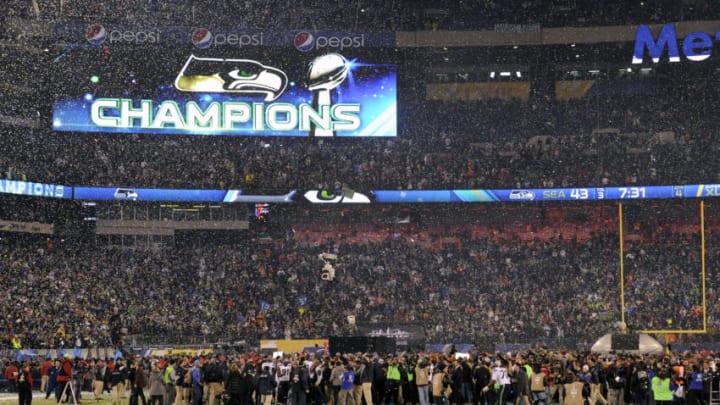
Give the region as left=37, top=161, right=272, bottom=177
left=10, top=180, right=720, bottom=204
left=260, top=339, right=328, bottom=354
left=356, top=323, right=425, bottom=348
left=424, top=344, right=475, bottom=354
left=0, top=180, right=69, bottom=199
left=555, top=80, right=595, bottom=101
left=426, top=82, right=530, bottom=101
left=164, top=348, right=214, bottom=356
left=494, top=24, right=541, bottom=33
left=0, top=220, right=53, bottom=235
left=72, top=187, right=296, bottom=203
left=52, top=23, right=395, bottom=49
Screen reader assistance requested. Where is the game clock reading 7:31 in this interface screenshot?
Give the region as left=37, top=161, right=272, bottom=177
left=604, top=187, right=647, bottom=199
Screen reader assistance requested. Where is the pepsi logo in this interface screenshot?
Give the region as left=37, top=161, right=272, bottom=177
left=192, top=28, right=213, bottom=49
left=86, top=24, right=107, bottom=46
left=294, top=31, right=314, bottom=52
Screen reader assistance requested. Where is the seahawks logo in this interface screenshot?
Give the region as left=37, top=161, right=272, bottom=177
left=175, top=55, right=288, bottom=101
left=304, top=190, right=370, bottom=204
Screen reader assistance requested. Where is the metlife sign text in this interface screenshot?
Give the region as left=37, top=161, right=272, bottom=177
left=632, top=23, right=719, bottom=64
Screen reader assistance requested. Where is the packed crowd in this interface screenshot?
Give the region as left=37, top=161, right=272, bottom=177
left=6, top=0, right=720, bottom=30
left=4, top=348, right=720, bottom=405
left=2, top=3, right=719, bottom=194
left=0, top=0, right=718, bottom=362
left=1, top=71, right=718, bottom=193
left=0, top=200, right=716, bottom=350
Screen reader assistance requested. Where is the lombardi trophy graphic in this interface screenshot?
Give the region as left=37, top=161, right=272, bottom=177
left=307, top=53, right=349, bottom=137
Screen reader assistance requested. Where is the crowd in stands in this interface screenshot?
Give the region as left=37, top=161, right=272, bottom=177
left=5, top=0, right=720, bottom=30
left=2, top=3, right=719, bottom=194
left=1, top=0, right=720, bottom=356
left=0, top=69, right=718, bottom=193
left=0, top=200, right=716, bottom=350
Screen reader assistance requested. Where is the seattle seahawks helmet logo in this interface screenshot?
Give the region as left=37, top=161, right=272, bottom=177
left=304, top=190, right=371, bottom=203
left=174, top=55, right=288, bottom=101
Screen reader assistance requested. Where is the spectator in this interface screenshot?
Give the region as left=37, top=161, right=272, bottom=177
left=164, top=359, right=177, bottom=405
left=5, top=361, right=18, bottom=393
left=17, top=361, right=32, bottom=405
left=93, top=359, right=111, bottom=401
left=338, top=364, right=354, bottom=405
left=652, top=368, right=674, bottom=405
left=130, top=359, right=148, bottom=405
left=149, top=363, right=165, bottom=405
left=190, top=360, right=203, bottom=405
left=256, top=366, right=276, bottom=405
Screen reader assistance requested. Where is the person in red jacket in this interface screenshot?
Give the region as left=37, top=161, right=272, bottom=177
left=56, top=354, right=75, bottom=403
left=5, top=362, right=19, bottom=393
left=40, top=359, right=53, bottom=394
left=17, top=361, right=33, bottom=405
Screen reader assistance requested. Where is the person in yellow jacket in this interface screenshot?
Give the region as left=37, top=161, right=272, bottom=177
left=530, top=364, right=548, bottom=405
left=562, top=374, right=589, bottom=405
left=415, top=358, right=430, bottom=405
left=588, top=382, right=608, bottom=405
left=403, top=358, right=418, bottom=405
left=386, top=357, right=402, bottom=404
left=431, top=363, right=451, bottom=405
left=652, top=368, right=674, bottom=405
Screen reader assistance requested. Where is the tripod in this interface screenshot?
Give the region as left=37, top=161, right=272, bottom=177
left=58, top=379, right=78, bottom=405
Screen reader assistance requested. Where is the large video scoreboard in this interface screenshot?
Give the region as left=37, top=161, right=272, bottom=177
left=51, top=26, right=397, bottom=137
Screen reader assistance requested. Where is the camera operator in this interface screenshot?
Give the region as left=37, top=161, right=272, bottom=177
left=551, top=363, right=566, bottom=405
left=57, top=354, right=74, bottom=403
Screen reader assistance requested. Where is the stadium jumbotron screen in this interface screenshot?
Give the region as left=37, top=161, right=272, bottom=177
left=51, top=40, right=396, bottom=137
